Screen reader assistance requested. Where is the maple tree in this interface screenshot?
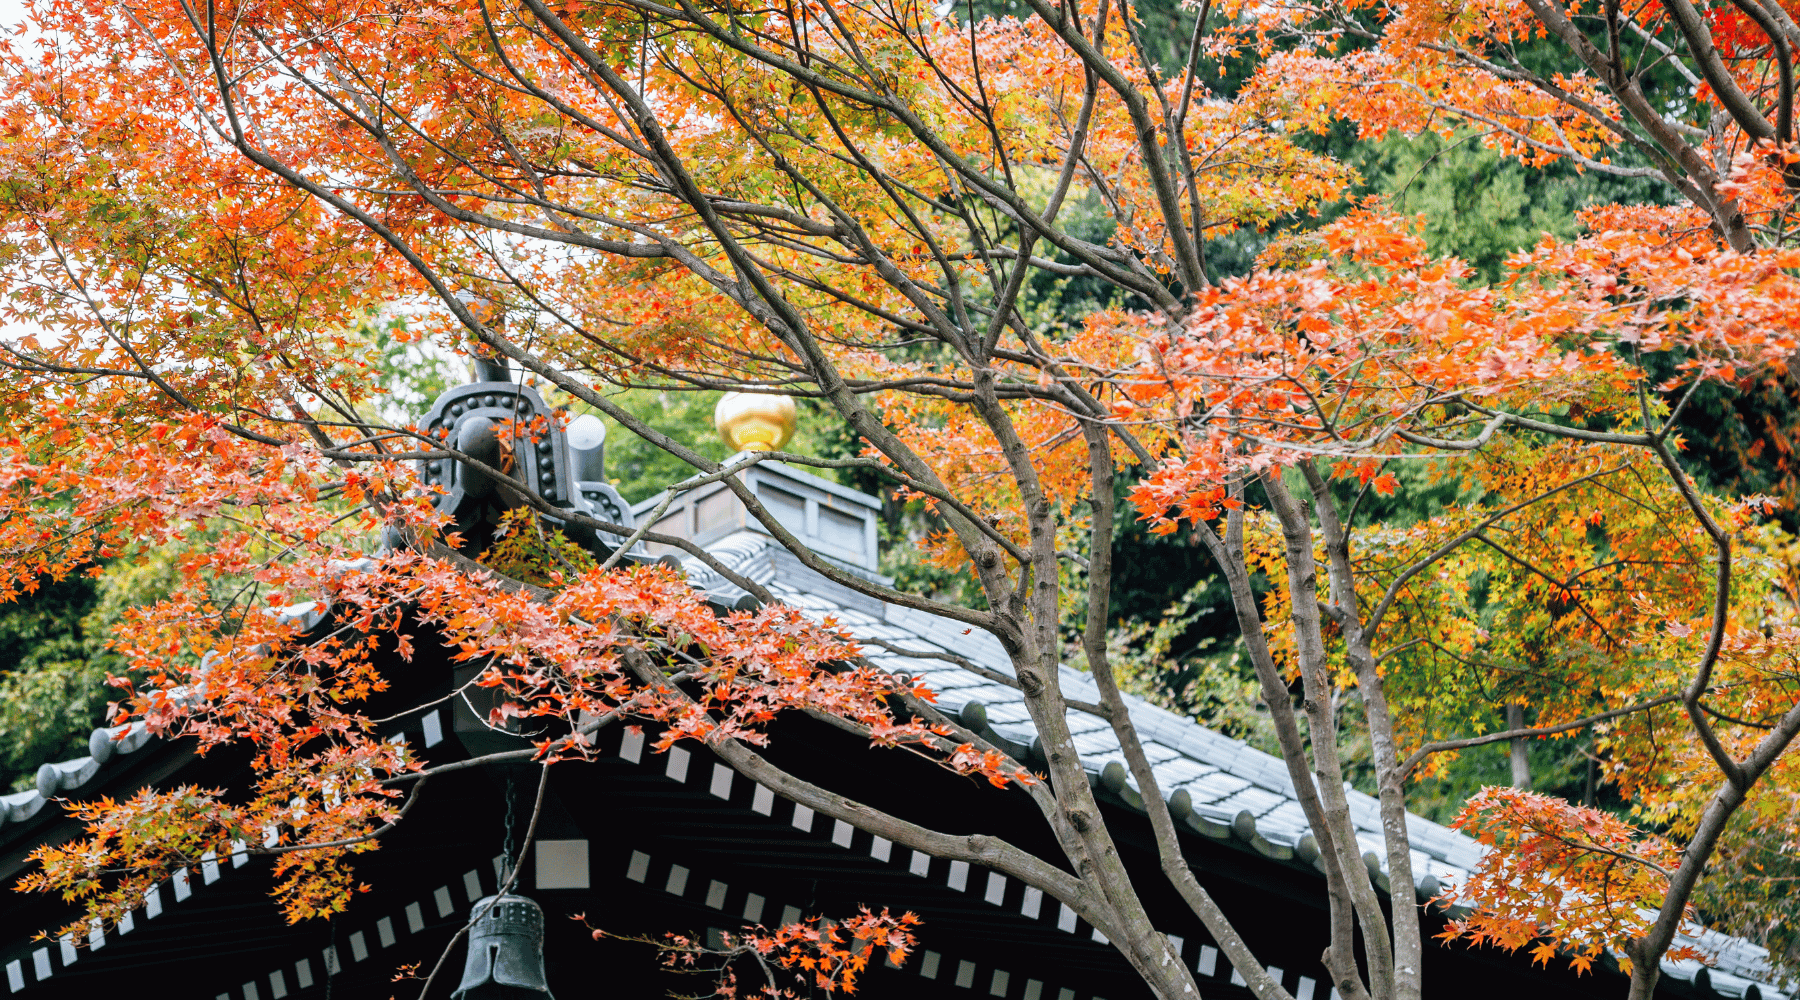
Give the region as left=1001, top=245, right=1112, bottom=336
left=0, top=0, right=1797, bottom=996
left=581, top=907, right=921, bottom=998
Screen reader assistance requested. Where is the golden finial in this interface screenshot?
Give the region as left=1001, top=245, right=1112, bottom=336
left=714, top=392, right=797, bottom=452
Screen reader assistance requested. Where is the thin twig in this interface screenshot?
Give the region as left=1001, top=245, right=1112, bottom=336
left=250, top=777, right=430, bottom=855
left=1400, top=695, right=1680, bottom=777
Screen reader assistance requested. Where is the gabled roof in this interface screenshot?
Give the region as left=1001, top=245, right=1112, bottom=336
left=674, top=527, right=1789, bottom=1000
left=3, top=482, right=1786, bottom=998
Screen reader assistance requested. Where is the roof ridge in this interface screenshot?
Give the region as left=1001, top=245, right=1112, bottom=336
left=686, top=545, right=1790, bottom=999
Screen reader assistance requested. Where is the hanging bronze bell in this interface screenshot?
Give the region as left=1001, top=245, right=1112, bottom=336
left=452, top=894, right=555, bottom=999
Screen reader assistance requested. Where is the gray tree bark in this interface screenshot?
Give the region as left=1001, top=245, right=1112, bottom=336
left=1507, top=703, right=1530, bottom=789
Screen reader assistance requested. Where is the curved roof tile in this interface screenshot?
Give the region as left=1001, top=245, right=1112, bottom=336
left=677, top=531, right=1793, bottom=999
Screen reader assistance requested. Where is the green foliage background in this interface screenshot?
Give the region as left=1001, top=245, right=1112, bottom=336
left=0, top=560, right=175, bottom=790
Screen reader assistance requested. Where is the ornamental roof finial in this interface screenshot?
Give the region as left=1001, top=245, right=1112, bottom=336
left=714, top=392, right=797, bottom=452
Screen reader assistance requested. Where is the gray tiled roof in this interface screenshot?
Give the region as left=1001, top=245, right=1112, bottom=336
left=4, top=527, right=1785, bottom=997
left=675, top=528, right=1791, bottom=999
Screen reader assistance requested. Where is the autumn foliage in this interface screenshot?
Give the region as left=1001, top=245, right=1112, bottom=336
left=1442, top=788, right=1702, bottom=975
left=586, top=908, right=921, bottom=998
left=0, top=0, right=1797, bottom=995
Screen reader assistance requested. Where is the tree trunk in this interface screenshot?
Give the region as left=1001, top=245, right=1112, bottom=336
left=1583, top=747, right=1596, bottom=807
left=1507, top=703, right=1529, bottom=789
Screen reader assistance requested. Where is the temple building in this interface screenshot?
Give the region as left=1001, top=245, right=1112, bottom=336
left=0, top=370, right=1784, bottom=1000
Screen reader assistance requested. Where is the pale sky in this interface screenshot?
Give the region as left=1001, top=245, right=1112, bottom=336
left=0, top=1, right=26, bottom=38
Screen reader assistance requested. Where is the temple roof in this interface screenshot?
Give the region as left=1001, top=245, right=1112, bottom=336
left=675, top=526, right=1789, bottom=1000
left=0, top=481, right=1785, bottom=998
